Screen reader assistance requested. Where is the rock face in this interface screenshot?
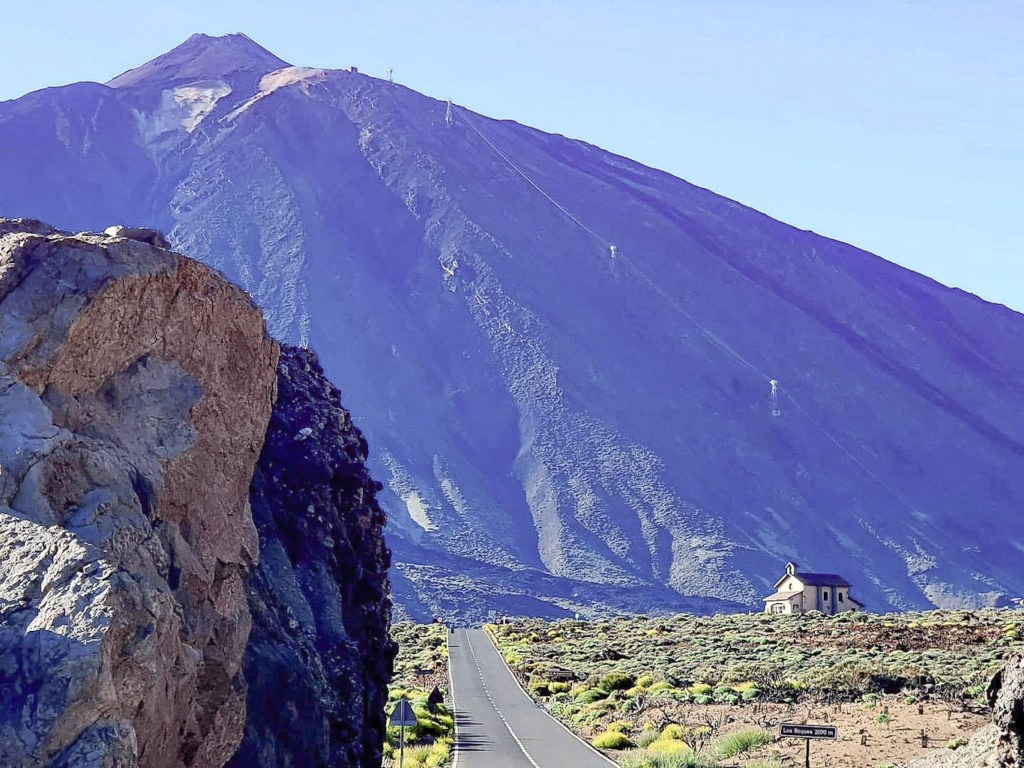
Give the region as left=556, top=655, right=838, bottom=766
left=991, top=654, right=1024, bottom=765
left=0, top=219, right=279, bottom=766
left=229, top=345, right=394, bottom=768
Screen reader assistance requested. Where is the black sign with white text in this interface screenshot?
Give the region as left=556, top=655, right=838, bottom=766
left=780, top=723, right=837, bottom=740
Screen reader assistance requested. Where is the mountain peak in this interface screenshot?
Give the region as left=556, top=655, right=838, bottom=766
left=107, top=33, right=290, bottom=90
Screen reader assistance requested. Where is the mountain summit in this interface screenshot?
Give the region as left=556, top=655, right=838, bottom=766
left=107, top=33, right=289, bottom=90
left=1, top=35, right=1023, bottom=620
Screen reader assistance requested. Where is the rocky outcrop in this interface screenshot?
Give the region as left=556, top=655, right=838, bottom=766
left=991, top=654, right=1024, bottom=765
left=229, top=345, right=395, bottom=768
left=0, top=219, right=279, bottom=766
left=906, top=654, right=1024, bottom=768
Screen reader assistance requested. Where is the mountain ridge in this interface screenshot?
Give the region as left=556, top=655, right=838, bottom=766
left=1, top=34, right=1022, bottom=620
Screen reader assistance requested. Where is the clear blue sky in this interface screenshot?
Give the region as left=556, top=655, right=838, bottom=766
left=2, top=1, right=1021, bottom=310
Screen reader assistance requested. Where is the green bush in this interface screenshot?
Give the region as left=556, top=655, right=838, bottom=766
left=593, top=730, right=635, bottom=749
left=601, top=671, right=637, bottom=691
left=619, top=750, right=713, bottom=768
left=576, top=688, right=609, bottom=703
left=661, top=724, right=686, bottom=740
left=635, top=729, right=661, bottom=748
left=710, top=728, right=774, bottom=759
left=647, top=738, right=690, bottom=756
left=618, top=751, right=656, bottom=768
left=742, top=687, right=761, bottom=701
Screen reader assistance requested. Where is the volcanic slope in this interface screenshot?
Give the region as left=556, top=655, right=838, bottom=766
left=2, top=33, right=1024, bottom=618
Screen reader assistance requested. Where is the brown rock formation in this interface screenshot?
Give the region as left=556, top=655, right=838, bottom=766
left=0, top=220, right=278, bottom=767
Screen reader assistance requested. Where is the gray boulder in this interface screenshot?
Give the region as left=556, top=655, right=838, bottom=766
left=0, top=220, right=279, bottom=767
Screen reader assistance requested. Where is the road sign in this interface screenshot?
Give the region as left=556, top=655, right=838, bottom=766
left=389, top=698, right=419, bottom=728
left=780, top=723, right=837, bottom=768
left=390, top=698, right=419, bottom=768
left=780, top=723, right=837, bottom=740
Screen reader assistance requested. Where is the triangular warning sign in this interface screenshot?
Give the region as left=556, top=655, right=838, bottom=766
left=389, top=697, right=418, bottom=727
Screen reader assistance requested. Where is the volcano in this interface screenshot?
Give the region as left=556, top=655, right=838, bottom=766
left=2, top=34, right=1023, bottom=620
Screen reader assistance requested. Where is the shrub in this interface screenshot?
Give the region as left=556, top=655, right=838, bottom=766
left=635, top=729, right=661, bottom=748
left=593, top=730, right=635, bottom=749
left=407, top=744, right=433, bottom=760
left=601, top=671, right=637, bottom=691
left=648, top=738, right=690, bottom=756
left=619, top=750, right=712, bottom=768
left=549, top=681, right=572, bottom=694
left=576, top=688, right=609, bottom=703
left=742, top=688, right=761, bottom=701
left=710, top=728, right=774, bottom=759
left=637, top=674, right=656, bottom=688
left=619, top=751, right=658, bottom=768
left=609, top=720, right=633, bottom=733
left=688, top=682, right=713, bottom=697
left=662, top=724, right=686, bottom=740
left=948, top=738, right=967, bottom=750
left=693, top=694, right=713, bottom=705
left=529, top=678, right=551, bottom=696
left=426, top=740, right=451, bottom=767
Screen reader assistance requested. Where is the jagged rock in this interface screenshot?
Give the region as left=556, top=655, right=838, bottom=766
left=102, top=225, right=171, bottom=249
left=229, top=345, right=395, bottom=768
left=0, top=220, right=279, bottom=767
left=992, top=654, right=1024, bottom=765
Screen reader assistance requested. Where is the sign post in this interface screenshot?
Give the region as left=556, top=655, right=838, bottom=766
left=779, top=723, right=837, bottom=768
left=389, top=697, right=418, bottom=768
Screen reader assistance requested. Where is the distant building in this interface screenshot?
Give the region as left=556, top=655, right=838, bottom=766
left=764, top=562, right=863, bottom=615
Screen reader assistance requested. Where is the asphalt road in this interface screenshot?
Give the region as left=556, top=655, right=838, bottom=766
left=448, top=628, right=614, bottom=768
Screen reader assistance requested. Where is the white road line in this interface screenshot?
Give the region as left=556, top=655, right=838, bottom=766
left=465, top=632, right=541, bottom=768
left=480, top=628, right=619, bottom=767
left=447, top=630, right=460, bottom=768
